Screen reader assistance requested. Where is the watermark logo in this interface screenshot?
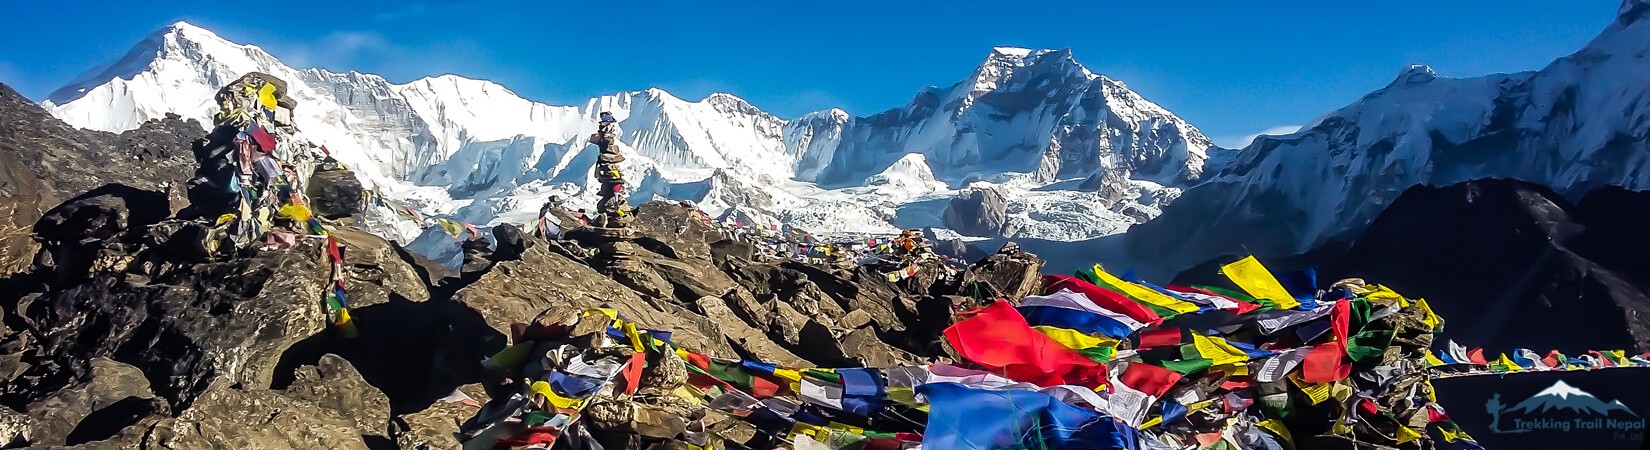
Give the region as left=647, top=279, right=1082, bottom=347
left=1486, top=380, right=1643, bottom=434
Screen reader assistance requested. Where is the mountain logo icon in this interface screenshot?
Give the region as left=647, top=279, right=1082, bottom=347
left=1486, top=380, right=1642, bottom=434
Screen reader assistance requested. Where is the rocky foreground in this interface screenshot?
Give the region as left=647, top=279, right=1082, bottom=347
left=0, top=79, right=1051, bottom=447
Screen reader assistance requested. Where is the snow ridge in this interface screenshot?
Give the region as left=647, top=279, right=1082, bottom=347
left=1125, top=3, right=1650, bottom=276
left=42, top=22, right=1218, bottom=244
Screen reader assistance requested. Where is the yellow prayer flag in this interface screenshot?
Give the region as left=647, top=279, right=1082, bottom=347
left=1192, top=334, right=1251, bottom=366
left=1290, top=375, right=1331, bottom=404
left=1363, top=284, right=1410, bottom=307
left=436, top=218, right=465, bottom=237
left=1211, top=363, right=1250, bottom=376
left=1414, top=298, right=1441, bottom=330
left=1425, top=351, right=1447, bottom=367
left=1091, top=265, right=1201, bottom=314
left=773, top=368, right=802, bottom=381
left=827, top=422, right=864, bottom=434
left=1395, top=426, right=1423, bottom=444
left=1255, top=419, right=1294, bottom=446
left=277, top=204, right=313, bottom=223
left=1331, top=380, right=1353, bottom=403
left=622, top=321, right=645, bottom=353
left=530, top=381, right=585, bottom=409
left=1140, top=416, right=1163, bottom=429
left=1436, top=424, right=1463, bottom=443
left=1495, top=354, right=1525, bottom=372
left=1605, top=350, right=1630, bottom=366
left=257, top=83, right=278, bottom=110
left=1220, top=256, right=1302, bottom=309
left=1034, top=326, right=1120, bottom=351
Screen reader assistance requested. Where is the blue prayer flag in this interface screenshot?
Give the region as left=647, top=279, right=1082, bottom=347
left=917, top=382, right=1134, bottom=450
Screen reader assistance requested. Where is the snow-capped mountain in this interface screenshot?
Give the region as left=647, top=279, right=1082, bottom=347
left=796, top=47, right=1212, bottom=188
left=1507, top=380, right=1638, bottom=416
left=39, top=22, right=1214, bottom=243
left=1124, top=0, right=1650, bottom=276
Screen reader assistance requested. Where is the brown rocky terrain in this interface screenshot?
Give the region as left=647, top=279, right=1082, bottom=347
left=0, top=81, right=1043, bottom=448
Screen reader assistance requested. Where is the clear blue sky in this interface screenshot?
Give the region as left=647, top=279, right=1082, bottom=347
left=0, top=0, right=1622, bottom=147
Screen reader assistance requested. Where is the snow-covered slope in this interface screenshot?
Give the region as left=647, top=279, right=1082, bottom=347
left=41, top=22, right=1216, bottom=243
left=1125, top=0, right=1650, bottom=275
left=793, top=47, right=1213, bottom=188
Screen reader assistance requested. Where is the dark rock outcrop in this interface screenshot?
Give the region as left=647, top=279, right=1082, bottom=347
left=941, top=187, right=1008, bottom=236
left=305, top=165, right=365, bottom=219
left=0, top=83, right=195, bottom=275
left=1175, top=179, right=1650, bottom=353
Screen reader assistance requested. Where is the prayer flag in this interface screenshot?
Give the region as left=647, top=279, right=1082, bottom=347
left=1221, top=256, right=1302, bottom=309
left=943, top=301, right=1108, bottom=388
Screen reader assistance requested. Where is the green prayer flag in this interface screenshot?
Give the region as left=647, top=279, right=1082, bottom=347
left=708, top=360, right=754, bottom=389
left=1159, top=358, right=1214, bottom=375
left=803, top=369, right=842, bottom=383
left=1078, top=346, right=1117, bottom=363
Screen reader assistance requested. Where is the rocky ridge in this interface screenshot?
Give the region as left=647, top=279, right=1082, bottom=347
left=0, top=80, right=1040, bottom=448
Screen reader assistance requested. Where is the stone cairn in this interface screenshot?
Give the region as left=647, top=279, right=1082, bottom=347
left=590, top=112, right=638, bottom=273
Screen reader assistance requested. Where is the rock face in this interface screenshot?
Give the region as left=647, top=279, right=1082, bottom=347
left=1175, top=179, right=1650, bottom=353
left=0, top=83, right=195, bottom=276
left=942, top=187, right=1008, bottom=236
left=305, top=165, right=365, bottom=219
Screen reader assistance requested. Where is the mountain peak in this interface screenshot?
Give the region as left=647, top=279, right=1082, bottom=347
left=45, top=21, right=257, bottom=105
left=964, top=47, right=1094, bottom=95
left=1535, top=380, right=1590, bottom=399
left=161, top=21, right=211, bottom=37
left=1386, top=64, right=1437, bottom=88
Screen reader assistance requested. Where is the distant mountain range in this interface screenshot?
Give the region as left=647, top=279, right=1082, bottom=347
left=27, top=0, right=1650, bottom=279
left=1508, top=380, right=1637, bottom=416
left=1123, top=0, right=1650, bottom=276
left=38, top=23, right=1210, bottom=244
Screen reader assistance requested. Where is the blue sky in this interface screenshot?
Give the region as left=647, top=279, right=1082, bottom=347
left=0, top=0, right=1622, bottom=147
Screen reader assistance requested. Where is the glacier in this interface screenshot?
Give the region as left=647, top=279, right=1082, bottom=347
left=38, top=22, right=1217, bottom=244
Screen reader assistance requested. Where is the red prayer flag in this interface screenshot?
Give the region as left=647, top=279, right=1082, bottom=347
left=682, top=351, right=712, bottom=371
left=1044, top=275, right=1162, bottom=324
left=1220, top=377, right=1255, bottom=391
left=1542, top=350, right=1562, bottom=369
left=1302, top=300, right=1351, bottom=383
left=1426, top=404, right=1452, bottom=423
left=622, top=352, right=645, bottom=395
left=325, top=237, right=343, bottom=263
left=942, top=301, right=1109, bottom=388
left=1467, top=348, right=1488, bottom=365
left=747, top=374, right=783, bottom=399
left=1588, top=350, right=1614, bottom=367
left=249, top=122, right=277, bottom=152
left=1138, top=327, right=1185, bottom=349
left=1358, top=398, right=1380, bottom=416
left=1118, top=362, right=1182, bottom=397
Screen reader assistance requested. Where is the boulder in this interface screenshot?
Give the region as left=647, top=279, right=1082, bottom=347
left=393, top=384, right=485, bottom=450
left=24, top=358, right=158, bottom=446
left=941, top=187, right=1008, bottom=236
left=305, top=167, right=364, bottom=219
left=629, top=201, right=723, bottom=263
left=958, top=242, right=1045, bottom=301
left=135, top=355, right=391, bottom=449
left=450, top=241, right=739, bottom=360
